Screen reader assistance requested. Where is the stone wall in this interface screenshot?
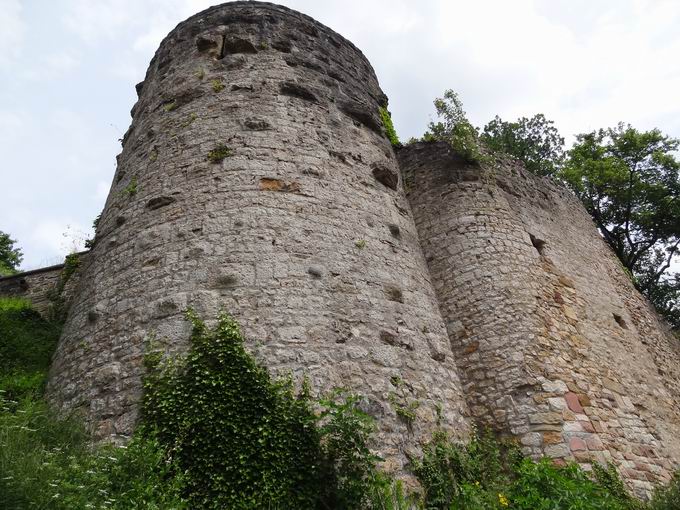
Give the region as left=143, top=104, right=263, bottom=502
left=0, top=252, right=88, bottom=316
left=399, top=141, right=680, bottom=495
left=45, top=1, right=470, bottom=474
left=8, top=0, right=677, bottom=493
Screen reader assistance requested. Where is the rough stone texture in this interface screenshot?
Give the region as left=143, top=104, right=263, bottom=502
left=3, top=1, right=678, bottom=493
left=399, top=141, right=680, bottom=496
left=43, top=1, right=470, bottom=473
left=0, top=252, right=88, bottom=316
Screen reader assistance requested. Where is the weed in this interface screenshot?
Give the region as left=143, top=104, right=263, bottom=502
left=211, top=79, right=225, bottom=92
left=207, top=144, right=233, bottom=163
left=121, top=176, right=138, bottom=197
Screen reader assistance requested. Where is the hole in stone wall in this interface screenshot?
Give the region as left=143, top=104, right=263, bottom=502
left=384, top=285, right=404, bottom=303
left=613, top=313, right=628, bottom=329
left=388, top=224, right=401, bottom=239
left=529, top=233, right=546, bottom=255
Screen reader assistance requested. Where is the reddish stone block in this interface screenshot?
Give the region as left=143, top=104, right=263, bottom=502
left=580, top=421, right=595, bottom=433
left=565, top=392, right=584, bottom=413
left=570, top=437, right=587, bottom=451
left=585, top=435, right=604, bottom=451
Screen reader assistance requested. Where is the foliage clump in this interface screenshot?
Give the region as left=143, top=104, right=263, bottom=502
left=207, top=144, right=233, bottom=163
left=120, top=175, right=138, bottom=197
left=0, top=231, right=23, bottom=275
left=211, top=79, right=225, bottom=92
left=163, top=99, right=178, bottom=112
left=424, top=89, right=488, bottom=165
left=413, top=430, right=653, bottom=510
left=0, top=297, right=60, bottom=402
left=141, top=309, right=399, bottom=509
left=559, top=124, right=680, bottom=328
left=379, top=106, right=401, bottom=147
left=142, top=309, right=323, bottom=508
left=481, top=114, right=565, bottom=176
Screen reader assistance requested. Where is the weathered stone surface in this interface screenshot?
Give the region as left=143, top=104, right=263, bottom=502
left=565, top=392, right=584, bottom=414
left=41, top=1, right=470, bottom=476
left=399, top=141, right=680, bottom=492
left=3, top=1, right=678, bottom=494
left=0, top=252, right=88, bottom=316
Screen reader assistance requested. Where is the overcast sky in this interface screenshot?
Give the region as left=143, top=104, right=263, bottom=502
left=1, top=0, right=680, bottom=270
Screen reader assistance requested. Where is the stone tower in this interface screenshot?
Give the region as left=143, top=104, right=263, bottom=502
left=45, top=1, right=470, bottom=471
left=0, top=0, right=671, bottom=494
left=399, top=142, right=680, bottom=495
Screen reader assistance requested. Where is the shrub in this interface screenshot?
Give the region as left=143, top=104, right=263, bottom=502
left=412, top=429, right=521, bottom=509
left=424, top=89, right=489, bottom=165
left=0, top=297, right=61, bottom=401
left=650, top=471, right=680, bottom=510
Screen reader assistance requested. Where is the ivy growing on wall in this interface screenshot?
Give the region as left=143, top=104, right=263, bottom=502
left=140, top=309, right=387, bottom=509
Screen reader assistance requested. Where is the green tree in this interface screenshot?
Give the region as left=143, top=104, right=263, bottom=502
left=424, top=89, right=486, bottom=164
left=481, top=113, right=565, bottom=176
left=560, top=123, right=680, bottom=327
left=0, top=231, right=23, bottom=276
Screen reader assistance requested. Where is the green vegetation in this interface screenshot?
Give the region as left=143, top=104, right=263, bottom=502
left=418, top=89, right=680, bottom=329
left=84, top=213, right=101, bottom=249
left=120, top=176, right=138, bottom=197
left=0, top=297, right=60, bottom=402
left=481, top=114, right=565, bottom=177
left=355, top=239, right=367, bottom=249
left=423, top=89, right=488, bottom=165
left=207, top=144, right=233, bottom=163
left=149, top=146, right=159, bottom=162
left=142, top=310, right=323, bottom=508
left=46, top=252, right=81, bottom=323
left=2, top=302, right=680, bottom=509
left=211, top=78, right=225, bottom=92
left=180, top=112, right=198, bottom=128
left=163, top=99, right=178, bottom=112
left=559, top=124, right=680, bottom=328
left=0, top=231, right=23, bottom=276
left=380, top=106, right=401, bottom=147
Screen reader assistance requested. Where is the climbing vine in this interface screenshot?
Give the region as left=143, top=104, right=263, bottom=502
left=141, top=309, right=387, bottom=509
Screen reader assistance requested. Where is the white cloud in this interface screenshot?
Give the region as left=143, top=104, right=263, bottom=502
left=0, top=0, right=25, bottom=69
left=95, top=180, right=111, bottom=201
left=62, top=0, right=143, bottom=43
left=46, top=52, right=80, bottom=73
left=4, top=0, right=680, bottom=269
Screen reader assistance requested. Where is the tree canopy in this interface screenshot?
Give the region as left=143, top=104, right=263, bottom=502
left=0, top=232, right=23, bottom=276
left=481, top=114, right=565, bottom=176
left=559, top=124, right=680, bottom=327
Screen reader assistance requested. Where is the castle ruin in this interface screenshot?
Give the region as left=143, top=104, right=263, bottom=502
left=1, top=1, right=679, bottom=496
